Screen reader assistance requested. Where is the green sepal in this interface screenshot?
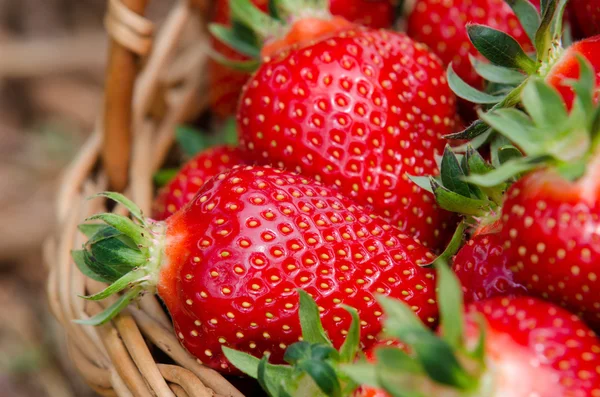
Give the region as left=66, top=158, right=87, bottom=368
left=535, top=0, right=568, bottom=63
left=78, top=224, right=108, bottom=239
left=84, top=213, right=148, bottom=248
left=498, top=145, right=524, bottom=164
left=74, top=287, right=142, bottom=326
left=81, top=248, right=130, bottom=283
left=521, top=78, right=568, bottom=130
left=273, top=0, right=330, bottom=21
left=431, top=178, right=490, bottom=217
left=257, top=355, right=280, bottom=397
left=505, top=0, right=541, bottom=43
left=223, top=347, right=292, bottom=379
left=408, top=175, right=435, bottom=194
left=441, top=145, right=471, bottom=197
left=295, top=358, right=341, bottom=397
left=339, top=363, right=379, bottom=389
left=72, top=250, right=114, bottom=284
left=375, top=347, right=423, bottom=374
left=463, top=155, right=546, bottom=187
left=298, top=290, right=332, bottom=346
left=424, top=221, right=468, bottom=267
left=208, top=49, right=261, bottom=72
left=466, top=314, right=488, bottom=365
left=447, top=64, right=506, bottom=104
left=377, top=296, right=427, bottom=333
left=467, top=24, right=537, bottom=74
left=91, top=192, right=146, bottom=225
left=209, top=23, right=261, bottom=58
left=338, top=306, right=360, bottom=363
left=465, top=145, right=505, bottom=204
left=436, top=261, right=465, bottom=351
left=469, top=55, right=527, bottom=85
left=80, top=271, right=145, bottom=301
left=229, top=0, right=282, bottom=39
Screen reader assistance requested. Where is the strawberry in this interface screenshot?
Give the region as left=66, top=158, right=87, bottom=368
left=208, top=0, right=396, bottom=118
left=344, top=264, right=600, bottom=396
left=152, top=145, right=244, bottom=220
left=73, top=166, right=438, bottom=374
left=406, top=0, right=540, bottom=90
left=570, top=0, right=600, bottom=38
left=229, top=1, right=459, bottom=250
left=452, top=233, right=527, bottom=303
left=465, top=60, right=600, bottom=329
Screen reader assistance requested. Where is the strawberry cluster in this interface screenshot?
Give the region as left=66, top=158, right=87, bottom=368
left=74, top=1, right=600, bottom=396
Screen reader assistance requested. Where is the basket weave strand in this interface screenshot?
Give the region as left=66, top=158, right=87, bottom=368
left=46, top=0, right=245, bottom=395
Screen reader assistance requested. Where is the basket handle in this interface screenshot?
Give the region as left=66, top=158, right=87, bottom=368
left=102, top=0, right=151, bottom=191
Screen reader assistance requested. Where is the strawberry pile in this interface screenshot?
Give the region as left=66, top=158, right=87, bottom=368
left=74, top=0, right=600, bottom=395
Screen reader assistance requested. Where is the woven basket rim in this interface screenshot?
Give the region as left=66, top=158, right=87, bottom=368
left=46, top=1, right=244, bottom=396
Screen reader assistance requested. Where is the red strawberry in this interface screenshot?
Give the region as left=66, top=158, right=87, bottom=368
left=467, top=62, right=600, bottom=329
left=345, top=265, right=600, bottom=396
left=152, top=145, right=244, bottom=220
left=74, top=166, right=438, bottom=374
left=406, top=0, right=539, bottom=90
left=570, top=0, right=600, bottom=38
left=501, top=169, right=600, bottom=330
left=208, top=0, right=395, bottom=118
left=452, top=233, right=527, bottom=303
left=237, top=21, right=459, bottom=249
left=545, top=35, right=600, bottom=109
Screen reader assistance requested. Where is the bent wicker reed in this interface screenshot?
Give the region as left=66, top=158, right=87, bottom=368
left=45, top=0, right=245, bottom=395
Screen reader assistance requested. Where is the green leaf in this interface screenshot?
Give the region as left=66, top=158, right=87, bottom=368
left=208, top=49, right=261, bottom=72
left=441, top=146, right=471, bottom=198
left=85, top=213, right=149, bottom=247
left=71, top=250, right=113, bottom=284
left=376, top=347, right=422, bottom=374
left=425, top=221, right=468, bottom=267
left=447, top=64, right=506, bottom=104
left=297, top=360, right=341, bottom=397
left=339, top=306, right=360, bottom=363
left=209, top=24, right=261, bottom=58
left=467, top=24, right=537, bottom=74
left=298, top=290, right=332, bottom=346
left=78, top=224, right=108, bottom=239
left=521, top=78, right=568, bottom=129
left=431, top=179, right=491, bottom=217
left=464, top=156, right=544, bottom=187
left=378, top=296, right=427, bottom=334
left=469, top=55, right=527, bottom=85
left=408, top=175, right=435, bottom=194
left=506, top=0, right=541, bottom=43
left=339, top=363, right=379, bottom=389
left=92, top=192, right=145, bottom=224
left=80, top=271, right=143, bottom=301
left=74, top=287, right=142, bottom=326
left=436, top=261, right=465, bottom=351
left=229, top=0, right=282, bottom=39
left=153, top=168, right=179, bottom=187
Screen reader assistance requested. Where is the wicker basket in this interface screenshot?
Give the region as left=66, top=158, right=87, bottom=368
left=45, top=0, right=245, bottom=395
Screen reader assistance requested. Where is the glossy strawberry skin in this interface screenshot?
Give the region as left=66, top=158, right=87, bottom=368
left=545, top=36, right=600, bottom=109
left=152, top=146, right=244, bottom=220
left=570, top=0, right=600, bottom=38
left=467, top=297, right=600, bottom=396
left=157, top=166, right=438, bottom=373
left=406, top=0, right=538, bottom=89
left=238, top=28, right=459, bottom=250
left=500, top=170, right=600, bottom=330
left=452, top=233, right=527, bottom=303
left=209, top=0, right=395, bottom=117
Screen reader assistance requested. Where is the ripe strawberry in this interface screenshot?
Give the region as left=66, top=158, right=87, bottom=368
left=208, top=0, right=395, bottom=117
left=74, top=166, right=438, bottom=373
left=345, top=264, right=600, bottom=396
left=570, top=0, right=600, bottom=38
left=152, top=145, right=244, bottom=220
left=466, top=61, right=600, bottom=329
left=453, top=233, right=527, bottom=303
left=406, top=0, right=539, bottom=89
left=235, top=7, right=459, bottom=249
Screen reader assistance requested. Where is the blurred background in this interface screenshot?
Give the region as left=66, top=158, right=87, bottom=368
left=0, top=1, right=170, bottom=395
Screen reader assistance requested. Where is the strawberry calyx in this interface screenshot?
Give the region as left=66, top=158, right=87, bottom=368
left=209, top=0, right=353, bottom=71
left=224, top=290, right=361, bottom=397
left=465, top=56, right=600, bottom=188
left=341, top=262, right=491, bottom=395
left=72, top=192, right=167, bottom=326
left=447, top=0, right=570, bottom=141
